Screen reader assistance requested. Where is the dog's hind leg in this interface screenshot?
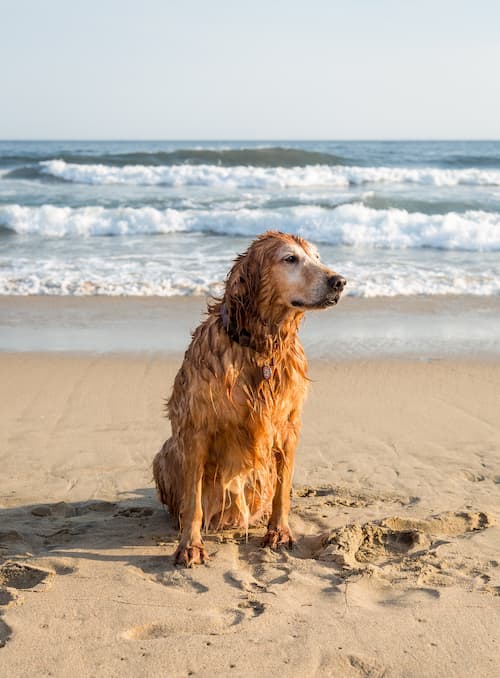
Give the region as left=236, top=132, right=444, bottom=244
left=153, top=438, right=182, bottom=525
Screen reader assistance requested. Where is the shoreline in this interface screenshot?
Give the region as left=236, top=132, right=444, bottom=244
left=1, top=293, right=499, bottom=359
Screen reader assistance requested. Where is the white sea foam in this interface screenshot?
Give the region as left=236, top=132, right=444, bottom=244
left=39, top=159, right=500, bottom=188
left=2, top=203, right=499, bottom=297
left=0, top=204, right=188, bottom=237
left=1, top=253, right=499, bottom=297
left=2, top=203, right=500, bottom=251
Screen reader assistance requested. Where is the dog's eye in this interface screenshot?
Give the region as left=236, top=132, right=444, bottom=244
left=284, top=255, right=298, bottom=264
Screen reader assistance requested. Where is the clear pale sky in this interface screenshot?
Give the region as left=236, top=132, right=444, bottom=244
left=1, top=0, right=498, bottom=139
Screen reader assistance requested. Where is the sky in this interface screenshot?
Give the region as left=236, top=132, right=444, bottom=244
left=1, top=0, right=499, bottom=139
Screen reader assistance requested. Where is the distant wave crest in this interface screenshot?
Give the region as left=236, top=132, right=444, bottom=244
left=19, top=160, right=500, bottom=188
left=0, top=147, right=347, bottom=170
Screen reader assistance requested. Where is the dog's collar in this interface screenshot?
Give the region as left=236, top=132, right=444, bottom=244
left=220, top=302, right=253, bottom=348
left=220, top=303, right=272, bottom=381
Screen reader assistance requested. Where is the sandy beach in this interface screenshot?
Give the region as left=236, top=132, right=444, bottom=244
left=1, top=332, right=499, bottom=676
left=2, top=11, right=500, bottom=673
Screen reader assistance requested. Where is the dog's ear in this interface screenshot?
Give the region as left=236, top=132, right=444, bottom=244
left=224, top=250, right=261, bottom=333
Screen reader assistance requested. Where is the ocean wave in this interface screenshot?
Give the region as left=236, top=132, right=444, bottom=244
left=0, top=147, right=346, bottom=170
left=36, top=161, right=351, bottom=187
left=21, top=160, right=500, bottom=188
left=1, top=203, right=500, bottom=251
left=0, top=204, right=187, bottom=237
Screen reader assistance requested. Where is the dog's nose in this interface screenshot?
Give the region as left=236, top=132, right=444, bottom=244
left=328, top=275, right=347, bottom=291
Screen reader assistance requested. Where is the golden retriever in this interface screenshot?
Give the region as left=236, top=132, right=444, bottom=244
left=153, top=231, right=346, bottom=566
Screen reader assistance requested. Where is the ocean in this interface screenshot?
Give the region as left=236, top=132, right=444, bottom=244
left=1, top=139, right=500, bottom=298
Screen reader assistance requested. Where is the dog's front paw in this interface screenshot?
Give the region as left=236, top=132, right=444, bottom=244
left=174, top=541, right=209, bottom=567
left=261, top=526, right=295, bottom=550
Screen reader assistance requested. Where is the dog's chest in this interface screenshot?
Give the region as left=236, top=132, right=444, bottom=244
left=234, top=359, right=306, bottom=419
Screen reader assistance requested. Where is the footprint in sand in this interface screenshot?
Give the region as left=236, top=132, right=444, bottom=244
left=122, top=607, right=241, bottom=640
left=237, top=598, right=266, bottom=617
left=220, top=541, right=292, bottom=615
left=152, top=569, right=209, bottom=594
left=127, top=555, right=210, bottom=593
left=0, top=589, right=17, bottom=607
left=346, top=653, right=387, bottom=678
left=0, top=562, right=52, bottom=590
left=0, top=559, right=75, bottom=649
left=31, top=500, right=117, bottom=518
left=224, top=567, right=270, bottom=595
left=0, top=563, right=52, bottom=650
left=0, top=618, right=12, bottom=648
left=123, top=597, right=266, bottom=642
left=31, top=500, right=119, bottom=547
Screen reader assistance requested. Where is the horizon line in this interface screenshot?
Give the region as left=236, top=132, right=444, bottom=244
left=1, top=138, right=500, bottom=143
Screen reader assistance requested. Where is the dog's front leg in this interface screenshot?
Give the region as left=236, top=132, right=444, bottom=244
left=175, top=432, right=209, bottom=567
left=262, top=425, right=298, bottom=549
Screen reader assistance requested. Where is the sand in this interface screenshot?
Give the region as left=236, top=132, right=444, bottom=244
left=1, top=353, right=499, bottom=677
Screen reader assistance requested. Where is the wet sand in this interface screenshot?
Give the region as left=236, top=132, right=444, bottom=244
left=1, top=294, right=499, bottom=358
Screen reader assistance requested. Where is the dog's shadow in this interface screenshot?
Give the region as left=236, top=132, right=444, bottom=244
left=1, top=483, right=408, bottom=585
left=0, top=488, right=276, bottom=580
left=1, top=489, right=170, bottom=568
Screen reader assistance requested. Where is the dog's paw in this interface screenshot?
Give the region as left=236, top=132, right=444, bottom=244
left=261, top=526, right=295, bottom=550
left=174, top=541, right=209, bottom=568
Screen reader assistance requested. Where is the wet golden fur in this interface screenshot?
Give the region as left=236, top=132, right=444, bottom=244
left=153, top=231, right=345, bottom=566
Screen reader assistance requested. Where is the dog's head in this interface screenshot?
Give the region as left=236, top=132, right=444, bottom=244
left=223, top=232, right=346, bottom=330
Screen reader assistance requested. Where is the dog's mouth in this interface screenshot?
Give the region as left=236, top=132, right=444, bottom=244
left=292, top=293, right=341, bottom=310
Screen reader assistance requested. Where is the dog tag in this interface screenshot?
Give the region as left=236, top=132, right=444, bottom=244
left=262, top=364, right=272, bottom=381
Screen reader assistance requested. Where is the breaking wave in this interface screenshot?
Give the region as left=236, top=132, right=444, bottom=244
left=17, top=160, right=500, bottom=188
left=1, top=202, right=500, bottom=251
